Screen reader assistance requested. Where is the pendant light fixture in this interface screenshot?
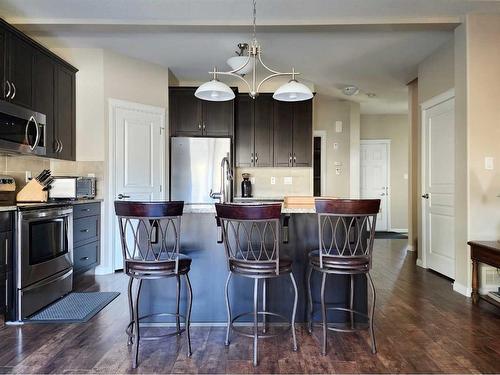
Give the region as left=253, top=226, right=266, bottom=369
left=195, top=0, right=313, bottom=102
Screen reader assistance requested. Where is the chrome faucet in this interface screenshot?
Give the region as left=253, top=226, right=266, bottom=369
left=210, top=155, right=233, bottom=203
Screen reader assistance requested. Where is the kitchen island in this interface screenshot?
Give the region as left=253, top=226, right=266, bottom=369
left=139, top=205, right=368, bottom=324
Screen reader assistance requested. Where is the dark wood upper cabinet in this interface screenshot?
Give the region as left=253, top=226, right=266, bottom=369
left=235, top=94, right=274, bottom=168
left=0, top=18, right=78, bottom=161
left=54, top=65, right=76, bottom=160
left=32, top=52, right=56, bottom=157
left=203, top=101, right=234, bottom=137
left=292, top=99, right=313, bottom=167
left=169, top=87, right=234, bottom=137
left=273, top=101, right=294, bottom=167
left=6, top=33, right=34, bottom=109
left=273, top=99, right=313, bottom=167
left=169, top=87, right=202, bottom=136
left=0, top=29, right=5, bottom=101
left=235, top=95, right=254, bottom=168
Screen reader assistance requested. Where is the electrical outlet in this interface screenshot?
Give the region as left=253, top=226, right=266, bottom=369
left=250, top=177, right=255, bottom=184
left=335, top=121, right=343, bottom=133
left=87, top=173, right=96, bottom=178
left=485, top=157, right=494, bottom=170
left=270, top=177, right=276, bottom=185
left=25, top=171, right=32, bottom=182
left=335, top=167, right=342, bottom=175
left=333, top=142, right=339, bottom=150
left=284, top=177, right=293, bottom=185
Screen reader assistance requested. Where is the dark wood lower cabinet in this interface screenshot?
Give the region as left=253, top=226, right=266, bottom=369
left=73, top=202, right=101, bottom=275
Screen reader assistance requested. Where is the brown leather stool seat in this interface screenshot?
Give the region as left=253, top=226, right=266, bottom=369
left=229, top=257, right=293, bottom=276
left=308, top=250, right=369, bottom=271
left=126, top=254, right=192, bottom=277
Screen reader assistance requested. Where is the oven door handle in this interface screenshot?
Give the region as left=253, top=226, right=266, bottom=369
left=19, top=207, right=73, bottom=220
left=20, top=268, right=73, bottom=292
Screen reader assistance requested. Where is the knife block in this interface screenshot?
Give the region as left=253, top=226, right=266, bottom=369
left=16, top=179, right=48, bottom=202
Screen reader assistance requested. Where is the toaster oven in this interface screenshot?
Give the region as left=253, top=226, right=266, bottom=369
left=48, top=177, right=96, bottom=200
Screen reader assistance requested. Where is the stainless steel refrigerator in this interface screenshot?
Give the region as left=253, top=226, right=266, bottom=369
left=170, top=137, right=232, bottom=205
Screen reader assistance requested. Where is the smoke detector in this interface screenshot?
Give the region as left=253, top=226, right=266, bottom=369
left=342, top=85, right=360, bottom=96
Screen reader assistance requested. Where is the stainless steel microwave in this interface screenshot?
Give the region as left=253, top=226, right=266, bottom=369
left=48, top=177, right=96, bottom=200
left=0, top=100, right=46, bottom=156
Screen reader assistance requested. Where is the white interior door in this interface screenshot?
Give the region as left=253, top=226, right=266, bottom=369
left=111, top=100, right=165, bottom=270
left=422, top=95, right=455, bottom=279
left=360, top=140, right=390, bottom=231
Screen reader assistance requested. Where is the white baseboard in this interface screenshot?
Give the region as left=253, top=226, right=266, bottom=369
left=416, top=258, right=426, bottom=268
left=407, top=244, right=415, bottom=252
left=390, top=228, right=408, bottom=233
left=453, top=281, right=472, bottom=297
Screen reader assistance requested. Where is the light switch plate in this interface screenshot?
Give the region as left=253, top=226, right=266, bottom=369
left=334, top=161, right=342, bottom=166
left=270, top=177, right=276, bottom=185
left=333, top=142, right=339, bottom=150
left=284, top=177, right=293, bottom=185
left=335, top=167, right=342, bottom=175
left=335, top=121, right=343, bottom=133
left=485, top=156, right=494, bottom=170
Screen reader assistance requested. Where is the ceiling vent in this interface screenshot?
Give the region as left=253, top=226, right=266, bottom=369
left=342, top=85, right=360, bottom=96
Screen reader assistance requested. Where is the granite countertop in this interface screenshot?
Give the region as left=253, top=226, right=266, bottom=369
left=183, top=203, right=315, bottom=214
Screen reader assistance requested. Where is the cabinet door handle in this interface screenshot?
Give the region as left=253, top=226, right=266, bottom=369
left=80, top=256, right=89, bottom=261
left=80, top=229, right=89, bottom=233
left=255, top=153, right=258, bottom=163
left=293, top=153, right=296, bottom=163
left=202, top=123, right=206, bottom=130
left=81, top=208, right=90, bottom=212
left=289, top=153, right=292, bottom=165
left=4, top=80, right=11, bottom=98
left=10, top=82, right=16, bottom=100
left=198, top=123, right=202, bottom=129
left=4, top=238, right=8, bottom=266
left=59, top=140, right=64, bottom=153
left=250, top=153, right=254, bottom=164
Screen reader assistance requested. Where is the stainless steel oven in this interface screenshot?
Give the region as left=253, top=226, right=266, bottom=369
left=16, top=206, right=73, bottom=320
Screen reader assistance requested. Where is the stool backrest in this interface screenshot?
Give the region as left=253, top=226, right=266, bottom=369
left=215, top=203, right=282, bottom=274
left=315, top=199, right=380, bottom=268
left=114, top=201, right=184, bottom=271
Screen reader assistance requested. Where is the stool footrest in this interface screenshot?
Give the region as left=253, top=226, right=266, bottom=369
left=231, top=311, right=291, bottom=339
left=126, top=312, right=187, bottom=341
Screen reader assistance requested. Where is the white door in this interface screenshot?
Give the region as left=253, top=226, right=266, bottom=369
left=111, top=100, right=165, bottom=270
left=360, top=141, right=390, bottom=231
left=422, top=95, right=455, bottom=279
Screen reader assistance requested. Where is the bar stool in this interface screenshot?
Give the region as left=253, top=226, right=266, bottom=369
left=114, top=201, right=192, bottom=368
left=306, top=199, right=380, bottom=355
left=215, top=203, right=298, bottom=367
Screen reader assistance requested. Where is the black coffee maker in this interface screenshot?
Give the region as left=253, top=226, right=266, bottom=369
left=241, top=173, right=252, bottom=198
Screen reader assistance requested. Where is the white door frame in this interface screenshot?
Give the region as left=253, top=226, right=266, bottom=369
left=107, top=98, right=167, bottom=272
left=313, top=130, right=327, bottom=196
left=360, top=139, right=391, bottom=231
left=419, top=88, right=455, bottom=269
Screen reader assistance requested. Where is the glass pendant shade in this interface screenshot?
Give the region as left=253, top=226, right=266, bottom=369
left=273, top=80, right=313, bottom=102
left=194, top=79, right=235, bottom=101
left=226, top=56, right=253, bottom=75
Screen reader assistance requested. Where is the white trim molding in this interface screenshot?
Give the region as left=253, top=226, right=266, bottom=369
left=453, top=281, right=471, bottom=297
left=420, top=88, right=455, bottom=110
left=390, top=228, right=408, bottom=233
left=416, top=258, right=426, bottom=268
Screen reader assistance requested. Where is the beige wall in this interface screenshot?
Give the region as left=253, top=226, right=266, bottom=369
left=361, top=114, right=409, bottom=230
left=462, top=14, right=500, bottom=292
left=313, top=95, right=354, bottom=198
left=418, top=38, right=455, bottom=104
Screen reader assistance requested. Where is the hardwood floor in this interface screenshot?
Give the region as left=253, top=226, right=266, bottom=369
left=1, top=239, right=499, bottom=374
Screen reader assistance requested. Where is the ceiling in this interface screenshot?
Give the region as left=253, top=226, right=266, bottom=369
left=2, top=1, right=500, bottom=114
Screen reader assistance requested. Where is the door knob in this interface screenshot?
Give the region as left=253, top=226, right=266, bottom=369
left=380, top=193, right=385, bottom=196
left=421, top=193, right=429, bottom=199
left=118, top=194, right=130, bottom=199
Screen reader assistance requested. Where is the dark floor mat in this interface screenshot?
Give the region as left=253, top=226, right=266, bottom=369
left=26, top=292, right=120, bottom=323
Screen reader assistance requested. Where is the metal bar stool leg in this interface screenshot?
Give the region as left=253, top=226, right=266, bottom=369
left=253, top=278, right=259, bottom=367
left=132, top=279, right=143, bottom=369
left=127, top=277, right=134, bottom=346
left=185, top=273, right=193, bottom=357
left=262, top=278, right=267, bottom=333
left=306, top=266, right=313, bottom=334
left=224, top=272, right=232, bottom=346
left=290, top=272, right=298, bottom=351
left=367, top=272, right=377, bottom=354
left=350, top=274, right=355, bottom=329
left=320, top=272, right=327, bottom=356
left=175, top=275, right=181, bottom=335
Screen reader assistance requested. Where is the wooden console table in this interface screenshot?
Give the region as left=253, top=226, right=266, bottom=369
left=468, top=241, right=500, bottom=307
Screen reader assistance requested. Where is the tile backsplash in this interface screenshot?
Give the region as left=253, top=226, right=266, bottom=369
left=235, top=167, right=313, bottom=198
left=0, top=154, right=105, bottom=199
